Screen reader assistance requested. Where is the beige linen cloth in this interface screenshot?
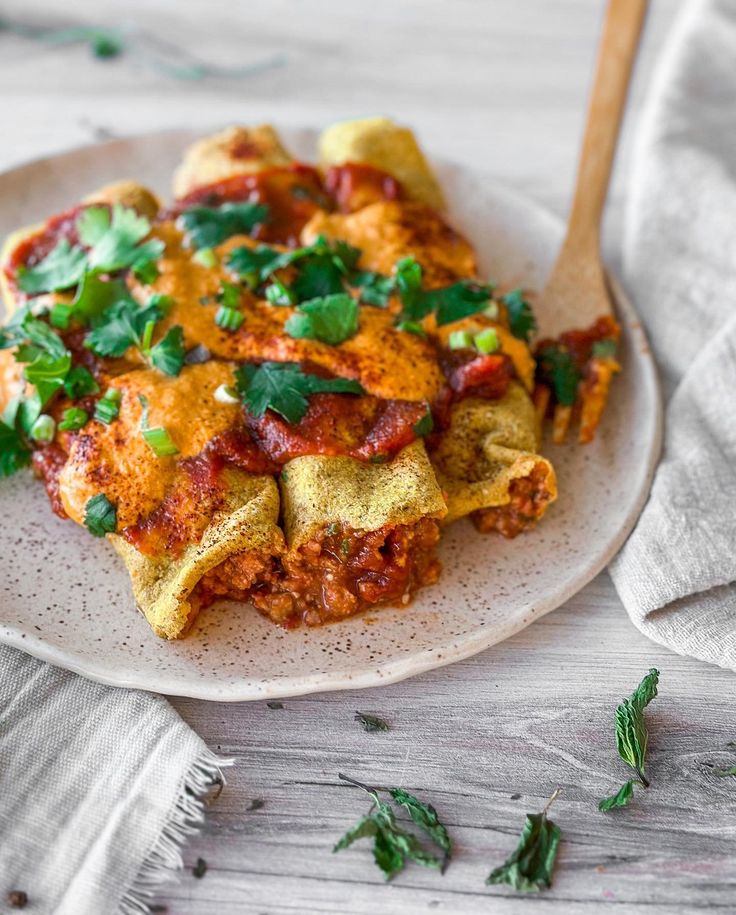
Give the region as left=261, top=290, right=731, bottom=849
left=0, top=645, right=228, bottom=913
left=609, top=0, right=736, bottom=667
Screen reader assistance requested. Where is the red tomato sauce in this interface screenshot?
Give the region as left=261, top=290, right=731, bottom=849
left=324, top=163, right=403, bottom=213
left=170, top=164, right=331, bottom=246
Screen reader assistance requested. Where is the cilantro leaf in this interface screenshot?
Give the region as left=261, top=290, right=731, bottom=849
left=350, top=270, right=395, bottom=307
left=429, top=281, right=491, bottom=326
left=536, top=346, right=581, bottom=407
left=284, top=293, right=359, bottom=345
left=334, top=774, right=446, bottom=881
left=23, top=352, right=72, bottom=407
left=148, top=325, right=186, bottom=377
left=486, top=802, right=561, bottom=893
left=393, top=256, right=492, bottom=325
left=502, top=288, right=536, bottom=342
left=16, top=239, right=88, bottom=294
left=354, top=713, right=390, bottom=733
left=84, top=493, right=117, bottom=537
left=394, top=256, right=426, bottom=319
left=79, top=204, right=164, bottom=273
left=84, top=296, right=181, bottom=374
left=0, top=419, right=32, bottom=477
left=599, top=668, right=659, bottom=811
left=235, top=362, right=364, bottom=424
left=598, top=780, right=635, bottom=811
left=179, top=201, right=269, bottom=249
left=389, top=789, right=451, bottom=864
left=413, top=406, right=434, bottom=437
left=227, top=245, right=292, bottom=287
left=70, top=274, right=133, bottom=326
left=64, top=366, right=99, bottom=399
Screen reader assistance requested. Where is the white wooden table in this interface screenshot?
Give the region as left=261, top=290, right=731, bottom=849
left=4, top=2, right=736, bottom=912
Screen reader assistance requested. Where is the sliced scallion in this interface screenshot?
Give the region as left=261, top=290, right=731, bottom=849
left=474, top=327, right=499, bottom=354
left=215, top=306, right=244, bottom=332
left=29, top=414, right=56, bottom=443
left=448, top=329, right=474, bottom=350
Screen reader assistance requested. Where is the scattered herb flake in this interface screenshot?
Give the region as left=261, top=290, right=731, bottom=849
left=355, top=712, right=390, bottom=733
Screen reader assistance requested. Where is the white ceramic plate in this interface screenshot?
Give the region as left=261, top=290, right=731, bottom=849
left=0, top=126, right=661, bottom=700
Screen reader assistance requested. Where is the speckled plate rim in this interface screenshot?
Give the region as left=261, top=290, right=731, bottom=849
left=0, top=128, right=663, bottom=700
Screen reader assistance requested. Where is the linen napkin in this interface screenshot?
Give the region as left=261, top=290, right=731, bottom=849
left=0, top=644, right=228, bottom=913
left=609, top=0, right=736, bottom=668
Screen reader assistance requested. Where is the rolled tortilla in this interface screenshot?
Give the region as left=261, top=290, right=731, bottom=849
left=111, top=471, right=282, bottom=639
left=280, top=439, right=446, bottom=550
left=429, top=383, right=557, bottom=533
left=318, top=116, right=445, bottom=210
left=172, top=125, right=293, bottom=198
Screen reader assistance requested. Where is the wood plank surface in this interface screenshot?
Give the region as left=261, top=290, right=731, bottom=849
left=4, top=2, right=734, bottom=913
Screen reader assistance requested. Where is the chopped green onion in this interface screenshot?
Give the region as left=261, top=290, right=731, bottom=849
left=142, top=426, right=179, bottom=456
left=140, top=319, right=156, bottom=353
left=138, top=394, right=179, bottom=456
left=592, top=339, right=617, bottom=358
left=483, top=301, right=500, bottom=321
left=58, top=407, right=89, bottom=432
left=50, top=302, right=74, bottom=330
left=95, top=387, right=122, bottom=425
left=474, top=327, right=499, bottom=354
left=29, top=414, right=56, bottom=443
left=395, top=320, right=427, bottom=338
left=265, top=280, right=296, bottom=306
left=448, top=330, right=474, bottom=350
left=84, top=493, right=117, bottom=537
left=214, top=383, right=240, bottom=405
left=215, top=306, right=244, bottom=332
left=193, top=247, right=218, bottom=268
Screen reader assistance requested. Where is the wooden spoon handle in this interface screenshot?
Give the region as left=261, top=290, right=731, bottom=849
left=565, top=0, right=649, bottom=252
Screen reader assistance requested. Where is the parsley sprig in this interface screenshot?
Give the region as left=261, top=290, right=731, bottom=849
left=179, top=201, right=268, bottom=250
left=235, top=362, right=364, bottom=424
left=284, top=293, right=359, bottom=345
left=394, top=256, right=494, bottom=326
left=334, top=773, right=451, bottom=880
left=17, top=204, right=164, bottom=295
left=84, top=294, right=185, bottom=376
left=599, top=668, right=659, bottom=811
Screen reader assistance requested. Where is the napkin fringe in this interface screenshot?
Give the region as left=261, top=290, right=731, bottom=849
left=119, top=748, right=234, bottom=915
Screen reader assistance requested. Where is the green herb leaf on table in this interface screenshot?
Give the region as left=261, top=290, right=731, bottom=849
left=334, top=774, right=447, bottom=881
left=486, top=790, right=561, bottom=893
left=502, top=289, right=537, bottom=342
left=179, top=202, right=269, bottom=250
left=389, top=788, right=452, bottom=865
left=536, top=346, right=581, bottom=407
left=84, top=493, right=117, bottom=537
left=17, top=239, right=88, bottom=294
left=598, top=780, right=635, bottom=811
left=235, top=362, right=364, bottom=424
left=285, top=293, right=359, bottom=345
left=598, top=667, right=659, bottom=811
left=354, top=712, right=390, bottom=733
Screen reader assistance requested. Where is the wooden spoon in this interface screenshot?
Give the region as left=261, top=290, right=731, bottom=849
left=534, top=0, right=649, bottom=441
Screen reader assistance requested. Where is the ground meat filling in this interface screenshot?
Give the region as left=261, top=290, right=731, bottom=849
left=194, top=517, right=441, bottom=628
left=471, top=463, right=553, bottom=538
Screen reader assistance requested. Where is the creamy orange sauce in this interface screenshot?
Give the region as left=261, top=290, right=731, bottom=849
left=58, top=362, right=240, bottom=527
